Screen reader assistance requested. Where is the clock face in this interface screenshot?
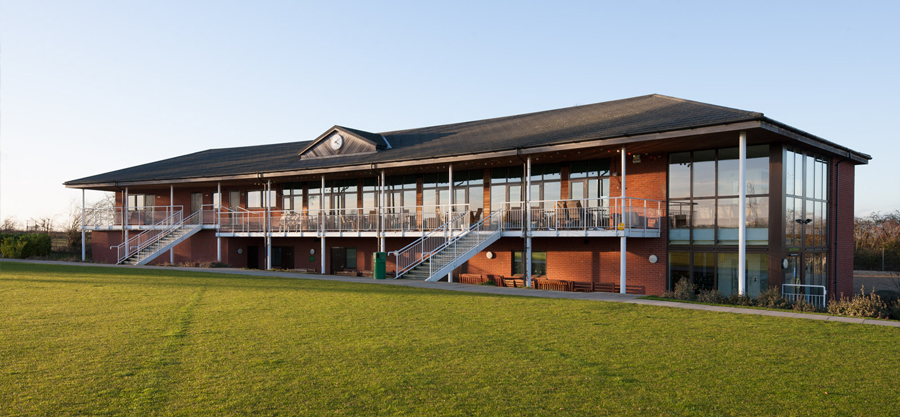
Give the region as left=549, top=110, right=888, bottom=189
left=330, top=134, right=344, bottom=150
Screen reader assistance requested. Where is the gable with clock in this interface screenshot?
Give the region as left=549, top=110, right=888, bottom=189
left=298, top=126, right=390, bottom=160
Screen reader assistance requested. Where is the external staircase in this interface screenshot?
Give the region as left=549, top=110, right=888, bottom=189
left=392, top=210, right=502, bottom=281
left=113, top=211, right=203, bottom=266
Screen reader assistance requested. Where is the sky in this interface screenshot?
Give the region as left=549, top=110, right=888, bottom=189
left=2, top=0, right=899, bottom=227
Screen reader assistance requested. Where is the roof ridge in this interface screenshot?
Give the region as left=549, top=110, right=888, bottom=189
left=649, top=94, right=764, bottom=118
left=379, top=94, right=663, bottom=136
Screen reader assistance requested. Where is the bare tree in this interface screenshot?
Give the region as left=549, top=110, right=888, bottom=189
left=63, top=193, right=116, bottom=251
left=1, top=216, right=22, bottom=233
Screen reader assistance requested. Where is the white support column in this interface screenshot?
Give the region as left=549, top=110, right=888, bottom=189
left=81, top=189, right=86, bottom=261
left=620, top=146, right=627, bottom=294
left=321, top=175, right=326, bottom=274
left=379, top=170, right=385, bottom=253
left=124, top=187, right=129, bottom=255
left=738, top=131, right=747, bottom=296
left=170, top=185, right=174, bottom=264
left=266, top=179, right=272, bottom=270
left=217, top=182, right=222, bottom=263
left=525, top=156, right=532, bottom=288
left=448, top=164, right=453, bottom=282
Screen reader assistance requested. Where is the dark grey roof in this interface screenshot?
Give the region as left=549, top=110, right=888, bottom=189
left=63, top=94, right=859, bottom=187
left=67, top=141, right=310, bottom=185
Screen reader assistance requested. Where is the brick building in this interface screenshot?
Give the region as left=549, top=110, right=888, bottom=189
left=65, top=95, right=870, bottom=300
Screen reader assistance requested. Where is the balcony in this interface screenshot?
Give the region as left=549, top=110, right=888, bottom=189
left=86, top=198, right=661, bottom=239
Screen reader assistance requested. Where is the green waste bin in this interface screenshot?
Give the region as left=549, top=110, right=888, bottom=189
left=373, top=252, right=387, bottom=279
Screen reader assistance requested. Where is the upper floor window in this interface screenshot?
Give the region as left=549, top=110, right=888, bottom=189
left=248, top=190, right=276, bottom=209
left=490, top=166, right=523, bottom=213
left=386, top=175, right=416, bottom=211
left=282, top=186, right=303, bottom=212
left=529, top=164, right=561, bottom=209
left=569, top=160, right=611, bottom=207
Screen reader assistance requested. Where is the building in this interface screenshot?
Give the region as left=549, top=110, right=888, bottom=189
left=65, top=94, right=870, bottom=300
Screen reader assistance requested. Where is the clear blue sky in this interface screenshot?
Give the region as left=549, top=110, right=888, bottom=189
left=2, top=0, right=898, bottom=226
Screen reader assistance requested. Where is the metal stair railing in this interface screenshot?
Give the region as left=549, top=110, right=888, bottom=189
left=424, top=210, right=502, bottom=279
left=112, top=210, right=200, bottom=264
left=390, top=210, right=471, bottom=278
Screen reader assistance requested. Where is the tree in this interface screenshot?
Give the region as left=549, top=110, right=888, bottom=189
left=64, top=193, right=116, bottom=251
left=1, top=216, right=21, bottom=233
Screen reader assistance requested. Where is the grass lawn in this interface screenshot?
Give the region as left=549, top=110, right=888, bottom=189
left=2, top=262, right=899, bottom=416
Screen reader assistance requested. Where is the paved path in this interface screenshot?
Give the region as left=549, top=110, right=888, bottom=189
left=3, top=259, right=899, bottom=328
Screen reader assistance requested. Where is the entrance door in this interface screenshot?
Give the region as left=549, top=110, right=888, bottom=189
left=331, top=247, right=347, bottom=273
left=248, top=246, right=259, bottom=269
left=272, top=247, right=283, bottom=269
left=191, top=192, right=203, bottom=214
left=280, top=247, right=294, bottom=270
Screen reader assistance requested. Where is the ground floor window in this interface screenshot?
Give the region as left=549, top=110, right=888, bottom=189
left=669, top=251, right=769, bottom=297
left=512, top=251, right=547, bottom=276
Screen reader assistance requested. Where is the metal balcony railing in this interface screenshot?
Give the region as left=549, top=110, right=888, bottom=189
left=500, top=197, right=662, bottom=232
left=83, top=206, right=183, bottom=228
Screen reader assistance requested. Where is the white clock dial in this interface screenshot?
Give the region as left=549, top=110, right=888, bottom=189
left=330, top=134, right=344, bottom=150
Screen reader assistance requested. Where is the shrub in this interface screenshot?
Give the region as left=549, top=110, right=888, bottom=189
left=827, top=287, right=890, bottom=319
left=696, top=289, right=726, bottom=304
left=726, top=293, right=753, bottom=306
left=792, top=298, right=819, bottom=313
left=754, top=287, right=792, bottom=309
left=0, top=234, right=52, bottom=259
left=663, top=279, right=696, bottom=301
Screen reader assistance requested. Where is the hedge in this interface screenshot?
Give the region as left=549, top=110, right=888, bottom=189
left=0, top=233, right=52, bottom=259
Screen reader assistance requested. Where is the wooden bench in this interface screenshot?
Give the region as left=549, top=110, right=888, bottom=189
left=500, top=276, right=526, bottom=288
left=570, top=281, right=594, bottom=292
left=335, top=270, right=359, bottom=277
left=459, top=273, right=490, bottom=285
left=533, top=278, right=571, bottom=291
left=594, top=283, right=646, bottom=294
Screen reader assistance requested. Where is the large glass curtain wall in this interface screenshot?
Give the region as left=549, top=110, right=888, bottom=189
left=667, top=145, right=770, bottom=296
left=784, top=148, right=829, bottom=288
left=669, top=146, right=769, bottom=246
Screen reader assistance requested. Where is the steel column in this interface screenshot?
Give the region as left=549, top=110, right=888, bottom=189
left=525, top=156, right=532, bottom=288
left=81, top=189, right=86, bottom=261
left=321, top=175, right=326, bottom=274
left=170, top=185, right=174, bottom=263
left=217, top=182, right=222, bottom=262
left=448, top=164, right=453, bottom=282
left=124, top=187, right=129, bottom=256
left=739, top=131, right=747, bottom=296
left=379, top=170, right=385, bottom=253
left=620, top=147, right=626, bottom=294
left=266, top=180, right=272, bottom=270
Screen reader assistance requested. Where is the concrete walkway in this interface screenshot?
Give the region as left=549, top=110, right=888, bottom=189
left=3, top=259, right=899, bottom=328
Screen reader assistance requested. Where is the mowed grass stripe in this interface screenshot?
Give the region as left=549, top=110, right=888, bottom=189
left=1, top=262, right=898, bottom=416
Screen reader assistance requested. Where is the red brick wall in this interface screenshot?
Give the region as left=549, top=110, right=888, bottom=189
left=90, top=231, right=123, bottom=264
left=832, top=161, right=856, bottom=298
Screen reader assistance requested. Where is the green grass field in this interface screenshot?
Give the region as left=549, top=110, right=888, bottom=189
left=2, top=262, right=898, bottom=416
